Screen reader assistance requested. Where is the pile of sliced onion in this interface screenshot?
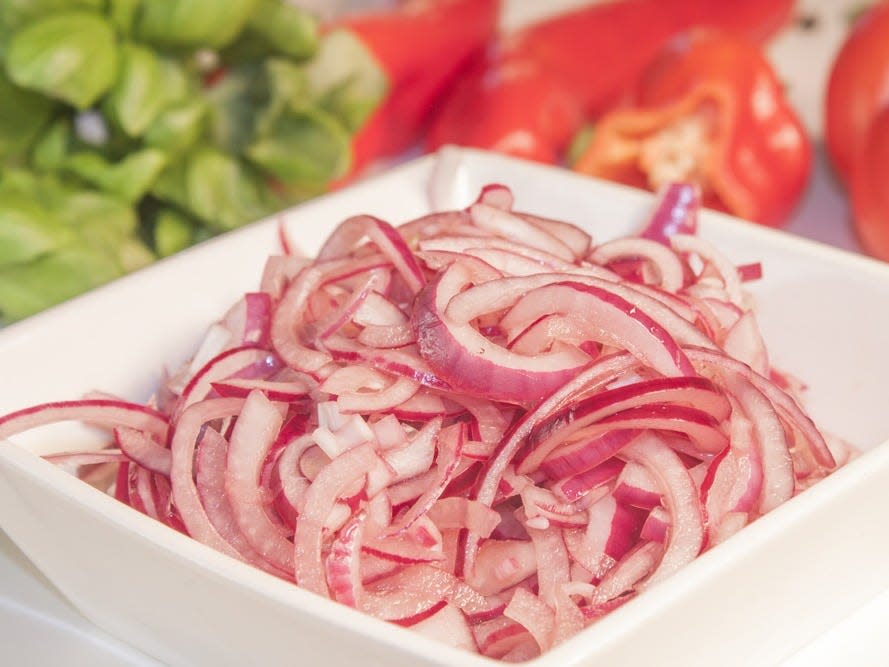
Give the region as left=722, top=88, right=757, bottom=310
left=0, top=183, right=848, bottom=661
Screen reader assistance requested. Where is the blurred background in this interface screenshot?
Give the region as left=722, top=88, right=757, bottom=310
left=0, top=0, right=881, bottom=325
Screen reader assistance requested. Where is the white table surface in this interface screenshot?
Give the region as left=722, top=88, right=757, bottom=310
left=3, top=0, right=886, bottom=664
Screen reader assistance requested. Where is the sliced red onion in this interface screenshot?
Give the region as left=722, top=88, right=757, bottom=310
left=175, top=345, right=279, bottom=418
left=736, top=262, right=763, bottom=282
left=426, top=497, right=500, bottom=537
left=639, top=182, right=699, bottom=244
left=259, top=255, right=310, bottom=300
left=318, top=214, right=426, bottom=294
left=613, top=462, right=663, bottom=510
left=221, top=292, right=272, bottom=346
left=211, top=377, right=310, bottom=403
left=447, top=272, right=715, bottom=349
left=593, top=541, right=662, bottom=603
left=527, top=525, right=570, bottom=606
left=295, top=442, right=387, bottom=597
left=12, top=181, right=843, bottom=660
left=722, top=311, right=769, bottom=375
left=622, top=433, right=704, bottom=587
left=520, top=486, right=587, bottom=529
left=390, top=423, right=464, bottom=533
left=590, top=238, right=686, bottom=292
left=476, top=183, right=515, bottom=210
left=44, top=450, right=126, bottom=466
left=272, top=256, right=391, bottom=373
left=320, top=365, right=420, bottom=414
left=383, top=417, right=441, bottom=482
left=469, top=540, right=537, bottom=596
left=414, top=266, right=591, bottom=404
left=195, top=426, right=284, bottom=575
left=507, top=314, right=591, bottom=356
left=134, top=467, right=160, bottom=521
left=640, top=506, right=670, bottom=543
left=729, top=377, right=793, bottom=513
left=420, top=235, right=572, bottom=270
left=686, top=347, right=835, bottom=468
left=517, top=210, right=591, bottom=260
left=323, top=334, right=452, bottom=391
left=551, top=457, right=626, bottom=502
left=412, top=603, right=477, bottom=653
left=671, top=234, right=743, bottom=305
left=470, top=202, right=575, bottom=262
left=115, top=427, right=171, bottom=476
left=541, top=431, right=639, bottom=481
left=564, top=495, right=645, bottom=577
left=474, top=616, right=532, bottom=659
left=524, top=376, right=730, bottom=474
left=326, top=510, right=368, bottom=607
left=363, top=517, right=445, bottom=564
left=224, top=390, right=293, bottom=571
left=0, top=399, right=169, bottom=443
left=171, top=398, right=245, bottom=559
left=315, top=271, right=382, bottom=340
left=503, top=587, right=555, bottom=653
left=362, top=563, right=501, bottom=622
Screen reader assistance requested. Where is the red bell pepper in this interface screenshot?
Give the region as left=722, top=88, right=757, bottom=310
left=851, top=106, right=889, bottom=260
left=425, top=56, right=585, bottom=164
left=571, top=32, right=811, bottom=227
left=426, top=0, right=795, bottom=164
left=825, top=1, right=889, bottom=187
left=336, top=0, right=500, bottom=176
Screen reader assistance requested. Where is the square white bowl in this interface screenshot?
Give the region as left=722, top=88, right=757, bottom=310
left=1, top=148, right=889, bottom=666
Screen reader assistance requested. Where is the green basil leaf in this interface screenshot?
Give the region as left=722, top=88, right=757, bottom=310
left=205, top=63, right=260, bottom=154
left=31, top=118, right=72, bottom=171
left=117, top=237, right=155, bottom=272
left=108, top=0, right=141, bottom=36
left=103, top=43, right=169, bottom=137
left=0, top=69, right=55, bottom=159
left=254, top=58, right=309, bottom=135
left=57, top=191, right=139, bottom=248
left=153, top=146, right=273, bottom=231
left=303, top=29, right=389, bottom=132
left=144, top=99, right=207, bottom=155
left=5, top=11, right=119, bottom=109
left=0, top=167, right=74, bottom=211
left=185, top=147, right=273, bottom=230
left=0, top=244, right=123, bottom=322
left=136, top=0, right=261, bottom=49
left=64, top=148, right=168, bottom=203
left=0, top=191, right=74, bottom=266
left=0, top=0, right=104, bottom=35
left=246, top=107, right=350, bottom=189
left=153, top=207, right=195, bottom=257
left=247, top=0, right=317, bottom=60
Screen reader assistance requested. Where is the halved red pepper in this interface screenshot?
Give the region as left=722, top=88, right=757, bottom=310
left=572, top=32, right=811, bottom=227
left=825, top=1, right=889, bottom=187
left=851, top=106, right=889, bottom=260
left=336, top=0, right=500, bottom=176
left=426, top=0, right=795, bottom=165
left=425, top=55, right=585, bottom=164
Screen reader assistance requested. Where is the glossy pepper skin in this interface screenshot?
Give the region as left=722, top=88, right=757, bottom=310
left=851, top=106, right=889, bottom=260
left=339, top=0, right=500, bottom=175
left=426, top=0, right=795, bottom=164
left=572, top=32, right=811, bottom=227
left=825, top=1, right=889, bottom=187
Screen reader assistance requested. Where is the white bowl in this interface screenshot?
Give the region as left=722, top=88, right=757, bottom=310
left=1, top=148, right=889, bottom=666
